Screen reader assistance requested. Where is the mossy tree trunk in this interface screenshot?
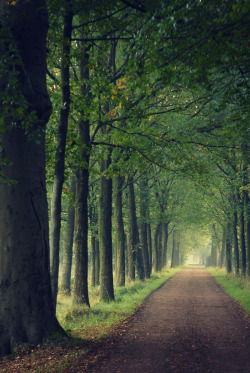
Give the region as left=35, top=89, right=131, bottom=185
left=0, top=0, right=64, bottom=355
left=139, top=177, right=150, bottom=278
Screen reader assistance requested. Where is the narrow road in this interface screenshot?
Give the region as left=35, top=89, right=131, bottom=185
left=93, top=268, right=250, bottom=373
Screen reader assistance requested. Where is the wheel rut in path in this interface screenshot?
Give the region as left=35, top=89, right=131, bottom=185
left=93, top=268, right=250, bottom=373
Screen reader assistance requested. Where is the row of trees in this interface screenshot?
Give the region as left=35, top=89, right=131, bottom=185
left=0, top=0, right=249, bottom=355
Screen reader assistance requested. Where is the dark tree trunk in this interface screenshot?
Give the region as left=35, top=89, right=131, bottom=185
left=246, top=191, right=250, bottom=277
left=95, top=238, right=100, bottom=285
left=60, top=173, right=76, bottom=293
left=99, top=152, right=114, bottom=301
left=171, top=229, right=179, bottom=268
left=50, top=3, right=73, bottom=308
left=113, top=175, right=126, bottom=286
left=128, top=177, right=145, bottom=281
left=72, top=47, right=91, bottom=306
left=226, top=223, right=232, bottom=273
left=154, top=223, right=162, bottom=271
left=232, top=193, right=240, bottom=274
left=89, top=205, right=98, bottom=287
left=0, top=0, right=64, bottom=355
left=220, top=227, right=226, bottom=268
left=147, top=223, right=153, bottom=274
left=162, top=222, right=169, bottom=267
left=238, top=191, right=246, bottom=276
left=90, top=235, right=96, bottom=287
left=139, top=177, right=150, bottom=278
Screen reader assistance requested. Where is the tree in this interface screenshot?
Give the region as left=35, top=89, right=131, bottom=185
left=0, top=0, right=64, bottom=355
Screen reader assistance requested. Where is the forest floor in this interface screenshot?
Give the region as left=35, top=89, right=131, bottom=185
left=1, top=267, right=250, bottom=372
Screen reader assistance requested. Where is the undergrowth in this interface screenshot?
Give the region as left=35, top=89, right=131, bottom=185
left=208, top=267, right=250, bottom=315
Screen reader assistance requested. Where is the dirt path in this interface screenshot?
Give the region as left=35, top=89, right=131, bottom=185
left=92, top=268, right=250, bottom=373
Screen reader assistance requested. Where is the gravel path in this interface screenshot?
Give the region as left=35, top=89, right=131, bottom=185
left=93, top=267, right=250, bottom=373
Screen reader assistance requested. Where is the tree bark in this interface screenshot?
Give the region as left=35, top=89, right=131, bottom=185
left=232, top=193, right=240, bottom=274
left=162, top=222, right=169, bottom=267
left=113, top=175, right=126, bottom=286
left=147, top=223, right=153, bottom=274
left=128, top=177, right=145, bottom=281
left=154, top=223, right=162, bottom=271
left=139, top=177, right=150, bottom=278
left=0, top=0, right=64, bottom=355
left=72, top=47, right=91, bottom=307
left=50, top=3, right=73, bottom=308
left=99, top=152, right=114, bottom=301
left=60, top=173, right=76, bottom=293
left=226, top=223, right=232, bottom=273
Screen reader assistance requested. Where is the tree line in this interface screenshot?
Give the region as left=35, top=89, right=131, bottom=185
left=0, top=0, right=249, bottom=356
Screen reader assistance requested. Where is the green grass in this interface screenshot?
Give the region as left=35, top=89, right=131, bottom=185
left=56, top=267, right=182, bottom=340
left=208, top=267, right=250, bottom=315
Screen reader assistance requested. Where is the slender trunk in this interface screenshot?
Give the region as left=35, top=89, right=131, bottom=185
left=139, top=177, right=150, bottom=278
left=220, top=227, right=226, bottom=268
left=114, top=175, right=126, bottom=286
left=246, top=191, right=250, bottom=276
left=99, top=153, right=114, bottom=301
left=90, top=235, right=96, bottom=286
left=232, top=193, right=240, bottom=274
left=128, top=178, right=145, bottom=281
left=162, top=222, right=169, bottom=267
left=226, top=223, right=232, bottom=273
left=239, top=194, right=246, bottom=276
left=95, top=239, right=100, bottom=285
left=147, top=223, right=153, bottom=274
left=73, top=47, right=91, bottom=306
left=60, top=174, right=76, bottom=293
left=154, top=223, right=161, bottom=271
left=50, top=5, right=73, bottom=309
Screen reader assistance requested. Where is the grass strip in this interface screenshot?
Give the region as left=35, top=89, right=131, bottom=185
left=57, top=267, right=182, bottom=340
left=208, top=267, right=250, bottom=315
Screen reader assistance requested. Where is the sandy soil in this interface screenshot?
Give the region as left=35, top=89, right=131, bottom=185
left=91, top=267, right=250, bottom=373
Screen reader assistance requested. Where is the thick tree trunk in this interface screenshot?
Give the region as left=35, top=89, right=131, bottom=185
left=0, top=0, right=64, bottom=355
left=99, top=153, right=114, bottom=301
left=60, top=174, right=76, bottom=293
left=128, top=177, right=145, bottom=281
left=50, top=4, right=73, bottom=308
left=139, top=177, right=150, bottom=278
left=113, top=175, right=126, bottom=286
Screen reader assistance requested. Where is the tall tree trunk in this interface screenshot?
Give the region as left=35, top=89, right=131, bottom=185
left=90, top=234, right=96, bottom=287
left=171, top=229, right=179, bottom=268
left=139, top=177, right=150, bottom=278
left=99, top=151, right=114, bottom=301
left=95, top=238, right=100, bottom=285
left=246, top=191, right=250, bottom=277
left=73, top=47, right=91, bottom=306
left=128, top=177, right=145, bottom=281
left=60, top=173, right=76, bottom=293
left=162, top=222, right=169, bottom=267
left=50, top=4, right=73, bottom=309
left=89, top=205, right=98, bottom=287
left=239, top=193, right=246, bottom=276
left=226, top=223, right=232, bottom=273
left=114, top=175, right=126, bottom=286
left=147, top=223, right=153, bottom=274
left=232, top=193, right=240, bottom=274
left=0, top=0, right=64, bottom=355
left=154, top=223, right=162, bottom=271
left=220, top=226, right=226, bottom=268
